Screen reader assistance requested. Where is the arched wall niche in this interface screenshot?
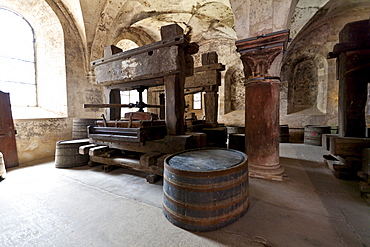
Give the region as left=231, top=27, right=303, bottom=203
left=224, top=65, right=244, bottom=114
left=281, top=50, right=328, bottom=116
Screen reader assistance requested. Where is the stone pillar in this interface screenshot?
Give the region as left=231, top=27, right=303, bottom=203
left=236, top=30, right=289, bottom=181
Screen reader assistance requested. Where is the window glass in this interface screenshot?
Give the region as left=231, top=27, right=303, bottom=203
left=193, top=92, right=202, bottom=110
left=0, top=8, right=36, bottom=107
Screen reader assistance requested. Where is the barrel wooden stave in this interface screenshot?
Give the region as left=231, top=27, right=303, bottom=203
left=72, top=118, right=99, bottom=139
left=163, top=148, right=249, bottom=232
left=304, top=125, right=331, bottom=146
left=279, top=125, right=289, bottom=143
left=55, top=139, right=90, bottom=168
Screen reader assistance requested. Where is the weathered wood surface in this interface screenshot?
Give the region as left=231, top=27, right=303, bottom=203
left=90, top=155, right=163, bottom=176
left=329, top=20, right=370, bottom=137
left=329, top=136, right=370, bottom=157
left=88, top=125, right=167, bottom=143
left=79, top=143, right=98, bottom=155
left=204, top=90, right=218, bottom=124
left=89, top=134, right=199, bottom=154
left=163, top=148, right=249, bottom=232
left=165, top=73, right=185, bottom=135
left=89, top=145, right=109, bottom=156
left=322, top=134, right=339, bottom=151
left=93, top=46, right=181, bottom=85
left=0, top=91, right=18, bottom=168
left=108, top=89, right=121, bottom=120
left=185, top=69, right=221, bottom=88
left=55, top=139, right=90, bottom=168
left=96, top=120, right=165, bottom=128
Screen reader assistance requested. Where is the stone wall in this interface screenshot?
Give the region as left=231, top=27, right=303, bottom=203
left=280, top=0, right=370, bottom=128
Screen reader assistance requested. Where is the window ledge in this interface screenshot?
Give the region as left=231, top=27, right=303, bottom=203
left=11, top=106, right=67, bottom=120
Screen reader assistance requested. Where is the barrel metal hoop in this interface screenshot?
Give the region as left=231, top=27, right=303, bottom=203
left=163, top=189, right=249, bottom=211
left=163, top=169, right=248, bottom=192
left=163, top=196, right=250, bottom=226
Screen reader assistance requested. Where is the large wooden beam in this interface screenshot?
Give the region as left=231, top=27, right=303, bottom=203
left=329, top=136, right=370, bottom=157
left=329, top=20, right=370, bottom=137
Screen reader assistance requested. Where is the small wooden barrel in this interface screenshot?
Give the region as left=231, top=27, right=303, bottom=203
left=304, top=125, right=331, bottom=146
left=55, top=139, right=90, bottom=168
left=279, top=125, right=289, bottom=143
left=228, top=133, right=245, bottom=152
left=72, top=118, right=99, bottom=139
left=163, top=148, right=249, bottom=232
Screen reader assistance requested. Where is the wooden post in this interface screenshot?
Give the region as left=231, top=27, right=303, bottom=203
left=236, top=30, right=289, bottom=181
left=329, top=20, right=370, bottom=137
left=161, top=24, right=186, bottom=135
left=159, top=93, right=165, bottom=120
left=202, top=52, right=220, bottom=125
left=108, top=89, right=121, bottom=120
left=204, top=86, right=218, bottom=125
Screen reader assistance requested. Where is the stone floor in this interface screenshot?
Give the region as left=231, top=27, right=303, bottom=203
left=0, top=144, right=369, bottom=247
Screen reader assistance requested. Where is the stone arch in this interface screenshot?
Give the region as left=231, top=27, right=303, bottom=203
left=113, top=27, right=155, bottom=47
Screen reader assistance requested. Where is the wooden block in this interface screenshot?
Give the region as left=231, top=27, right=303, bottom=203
left=89, top=146, right=109, bottom=156
left=79, top=144, right=98, bottom=155
left=322, top=134, right=339, bottom=151
left=104, top=45, right=122, bottom=58
left=140, top=152, right=163, bottom=167
left=160, top=24, right=184, bottom=39
left=329, top=136, right=370, bottom=157
left=202, top=52, right=218, bottom=65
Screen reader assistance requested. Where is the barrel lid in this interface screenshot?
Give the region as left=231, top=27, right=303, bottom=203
left=167, top=148, right=246, bottom=172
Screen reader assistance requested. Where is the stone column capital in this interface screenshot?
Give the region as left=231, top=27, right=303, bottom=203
left=235, top=30, right=290, bottom=78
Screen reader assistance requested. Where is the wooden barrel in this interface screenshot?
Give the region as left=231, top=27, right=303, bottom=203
left=163, top=148, right=249, bottom=232
left=304, top=125, right=331, bottom=146
left=228, top=133, right=245, bottom=152
left=72, top=118, right=99, bottom=139
left=0, top=152, right=6, bottom=179
left=279, top=125, right=289, bottom=143
left=55, top=139, right=90, bottom=168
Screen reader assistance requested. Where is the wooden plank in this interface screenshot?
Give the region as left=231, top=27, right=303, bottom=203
left=90, top=155, right=163, bottom=176
left=193, top=63, right=225, bottom=73
left=329, top=136, right=370, bottom=157
left=93, top=46, right=181, bottom=85
left=89, top=134, right=197, bottom=154
left=79, top=144, right=98, bottom=155
left=185, top=70, right=221, bottom=88
left=91, top=34, right=186, bottom=66
left=89, top=146, right=109, bottom=156
left=106, top=78, right=164, bottom=91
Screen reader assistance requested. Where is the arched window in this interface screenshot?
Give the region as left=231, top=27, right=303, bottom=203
left=0, top=8, right=36, bottom=107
